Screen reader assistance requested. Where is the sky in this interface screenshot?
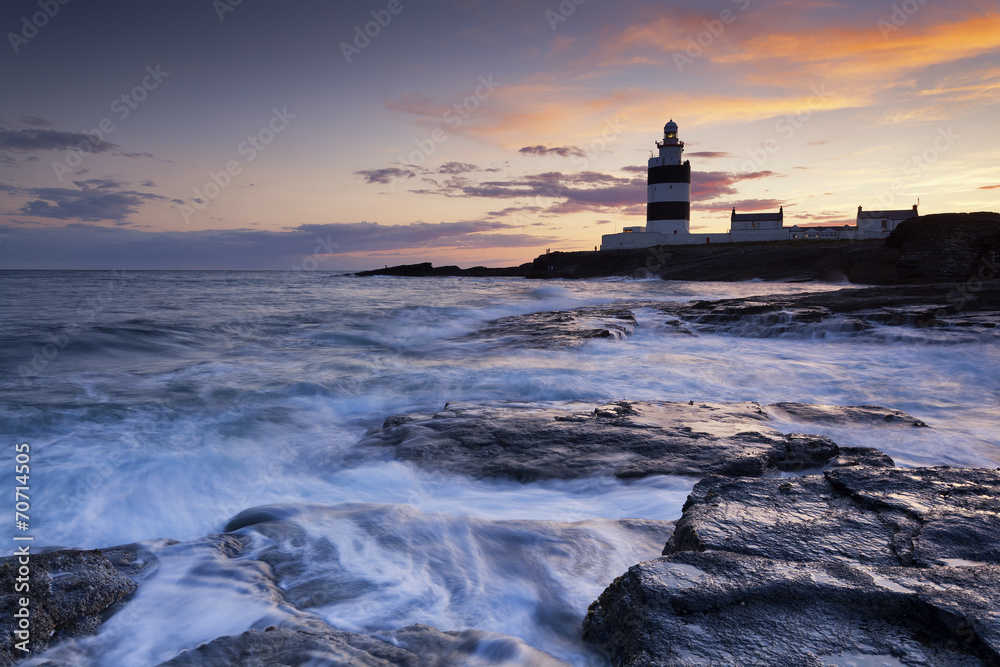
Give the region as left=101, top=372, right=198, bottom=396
left=0, top=0, right=998, bottom=270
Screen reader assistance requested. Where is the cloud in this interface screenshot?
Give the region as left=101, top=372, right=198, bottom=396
left=355, top=167, right=417, bottom=184
left=980, top=184, right=1000, bottom=190
left=0, top=127, right=118, bottom=154
left=72, top=178, right=122, bottom=190
left=19, top=116, right=54, bottom=127
left=694, top=198, right=784, bottom=212
left=487, top=205, right=544, bottom=218
left=13, top=180, right=168, bottom=222
left=397, top=162, right=779, bottom=216
left=0, top=221, right=557, bottom=269
left=692, top=170, right=775, bottom=201
left=518, top=145, right=588, bottom=158
left=452, top=170, right=646, bottom=214
left=686, top=151, right=735, bottom=159
left=437, top=161, right=479, bottom=174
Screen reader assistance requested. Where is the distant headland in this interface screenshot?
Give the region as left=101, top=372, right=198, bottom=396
left=354, top=212, right=1000, bottom=284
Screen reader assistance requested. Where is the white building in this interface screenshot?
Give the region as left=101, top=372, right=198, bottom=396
left=599, top=121, right=919, bottom=250
left=856, top=205, right=919, bottom=239
left=730, top=207, right=789, bottom=243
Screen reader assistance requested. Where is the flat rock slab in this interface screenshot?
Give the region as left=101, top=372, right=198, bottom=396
left=159, top=623, right=569, bottom=666
left=676, top=283, right=1000, bottom=336
left=465, top=306, right=637, bottom=348
left=666, top=466, right=1000, bottom=567
left=157, top=625, right=419, bottom=666
left=0, top=549, right=138, bottom=663
left=358, top=400, right=905, bottom=482
left=767, top=401, right=929, bottom=427
left=586, top=465, right=1000, bottom=665
left=584, top=550, right=1000, bottom=667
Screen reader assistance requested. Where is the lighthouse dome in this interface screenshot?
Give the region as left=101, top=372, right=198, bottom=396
left=663, top=120, right=679, bottom=141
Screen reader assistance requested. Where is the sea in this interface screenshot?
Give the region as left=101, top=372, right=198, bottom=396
left=1, top=270, right=998, bottom=666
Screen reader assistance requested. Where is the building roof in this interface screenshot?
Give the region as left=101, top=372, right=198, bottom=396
left=732, top=206, right=783, bottom=222
left=857, top=210, right=917, bottom=219
left=857, top=204, right=918, bottom=219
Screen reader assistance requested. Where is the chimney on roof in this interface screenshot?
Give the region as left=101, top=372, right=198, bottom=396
left=731, top=207, right=736, bottom=221
left=858, top=205, right=863, bottom=216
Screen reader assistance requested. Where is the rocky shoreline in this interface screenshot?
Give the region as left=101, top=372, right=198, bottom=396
left=584, top=464, right=1000, bottom=666
left=4, top=396, right=998, bottom=665
left=453, top=282, right=1000, bottom=347
left=4, top=280, right=1000, bottom=665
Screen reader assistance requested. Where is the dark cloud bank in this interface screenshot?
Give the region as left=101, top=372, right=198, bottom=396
left=0, top=221, right=554, bottom=270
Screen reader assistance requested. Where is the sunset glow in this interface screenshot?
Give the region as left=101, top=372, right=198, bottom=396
left=1, top=0, right=997, bottom=269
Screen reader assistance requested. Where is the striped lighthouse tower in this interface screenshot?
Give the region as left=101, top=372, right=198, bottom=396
left=646, top=119, right=691, bottom=235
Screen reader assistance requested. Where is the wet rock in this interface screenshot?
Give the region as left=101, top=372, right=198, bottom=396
left=0, top=549, right=138, bottom=662
left=585, top=466, right=1000, bottom=665
left=158, top=623, right=569, bottom=666
left=667, top=466, right=1000, bottom=568
left=464, top=283, right=1000, bottom=349
left=767, top=402, right=929, bottom=427
left=466, top=306, right=637, bottom=348
left=353, top=262, right=530, bottom=278
left=354, top=400, right=900, bottom=482
left=584, top=550, right=1000, bottom=666
left=677, top=282, right=1000, bottom=336
left=389, top=624, right=570, bottom=666
left=157, top=625, right=419, bottom=666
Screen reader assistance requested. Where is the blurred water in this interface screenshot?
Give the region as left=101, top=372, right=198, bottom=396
left=1, top=270, right=998, bottom=666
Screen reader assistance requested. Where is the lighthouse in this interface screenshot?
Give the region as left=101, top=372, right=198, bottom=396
left=645, top=119, right=691, bottom=235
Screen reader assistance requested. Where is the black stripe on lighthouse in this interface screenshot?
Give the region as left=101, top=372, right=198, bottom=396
left=647, top=201, right=690, bottom=221
left=647, top=163, right=691, bottom=185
